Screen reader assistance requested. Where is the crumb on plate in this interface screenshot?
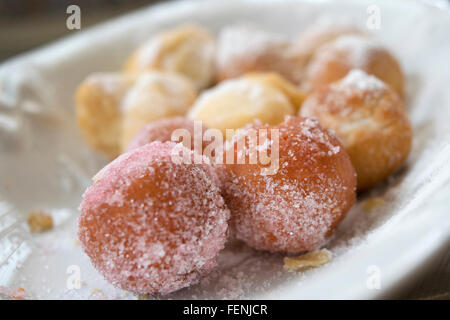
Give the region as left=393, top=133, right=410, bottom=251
left=27, top=211, right=53, bottom=233
left=10, top=287, right=26, bottom=300
left=283, top=249, right=331, bottom=271
left=362, top=197, right=386, bottom=212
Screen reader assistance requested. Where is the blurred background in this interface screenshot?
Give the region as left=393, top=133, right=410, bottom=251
left=0, top=0, right=165, bottom=62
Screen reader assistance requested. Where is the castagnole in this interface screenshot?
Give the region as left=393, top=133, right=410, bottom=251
left=125, top=117, right=209, bottom=154
left=78, top=142, right=230, bottom=294
left=121, top=72, right=197, bottom=150
left=244, top=72, right=306, bottom=111
left=76, top=71, right=196, bottom=158
left=294, top=17, right=362, bottom=64
left=187, top=76, right=295, bottom=134
left=300, top=69, right=412, bottom=191
left=305, top=35, right=404, bottom=97
left=75, top=73, right=136, bottom=158
left=216, top=25, right=308, bottom=85
left=125, top=24, right=216, bottom=90
left=217, top=116, right=357, bottom=253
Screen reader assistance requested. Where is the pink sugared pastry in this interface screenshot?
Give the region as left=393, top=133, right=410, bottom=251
left=125, top=117, right=208, bottom=154
left=218, top=116, right=357, bottom=253
left=78, top=142, right=229, bottom=295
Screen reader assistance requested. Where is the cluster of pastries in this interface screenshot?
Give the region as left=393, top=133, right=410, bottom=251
left=76, top=20, right=412, bottom=295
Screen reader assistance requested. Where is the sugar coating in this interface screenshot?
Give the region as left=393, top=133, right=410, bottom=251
left=125, top=117, right=208, bottom=153
left=295, top=16, right=362, bottom=59
left=216, top=25, right=307, bottom=84
left=327, top=35, right=384, bottom=67
left=75, top=72, right=135, bottom=158
left=305, top=34, right=404, bottom=96
left=85, top=73, right=133, bottom=100
left=125, top=25, right=216, bottom=90
left=78, top=142, right=230, bottom=295
left=216, top=25, right=288, bottom=70
left=121, top=71, right=197, bottom=149
left=335, top=69, right=386, bottom=92
left=217, top=116, right=357, bottom=253
left=300, top=70, right=412, bottom=190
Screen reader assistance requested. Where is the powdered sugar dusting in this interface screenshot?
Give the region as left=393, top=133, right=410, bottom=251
left=85, top=73, right=132, bottom=100
left=216, top=25, right=288, bottom=70
left=326, top=35, right=383, bottom=67
left=335, top=69, right=386, bottom=92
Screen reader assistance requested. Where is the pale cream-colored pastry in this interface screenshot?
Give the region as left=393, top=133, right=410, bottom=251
left=187, top=76, right=295, bottom=134
left=124, top=24, right=215, bottom=90
left=300, top=69, right=412, bottom=191
left=294, top=16, right=363, bottom=63
left=75, top=73, right=135, bottom=158
left=216, top=25, right=308, bottom=85
left=244, top=72, right=306, bottom=111
left=121, top=72, right=197, bottom=149
left=305, top=35, right=404, bottom=97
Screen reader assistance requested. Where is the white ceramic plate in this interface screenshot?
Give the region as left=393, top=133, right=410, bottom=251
left=0, top=0, right=449, bottom=299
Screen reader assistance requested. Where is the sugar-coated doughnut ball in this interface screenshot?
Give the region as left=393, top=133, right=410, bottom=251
left=216, top=26, right=308, bottom=85
left=78, top=142, right=230, bottom=295
left=187, top=77, right=295, bottom=134
left=75, top=73, right=135, bottom=158
left=300, top=69, right=412, bottom=191
left=218, top=116, right=357, bottom=253
left=305, top=35, right=404, bottom=97
left=125, top=117, right=208, bottom=154
left=121, top=72, right=197, bottom=149
left=294, top=17, right=362, bottom=63
left=125, top=25, right=215, bottom=90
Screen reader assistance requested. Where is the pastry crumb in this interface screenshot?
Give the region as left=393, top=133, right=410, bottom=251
left=91, top=288, right=101, bottom=295
left=10, top=287, right=26, bottom=300
left=362, top=197, right=385, bottom=212
left=27, top=211, right=53, bottom=233
left=283, top=249, right=331, bottom=271
left=138, top=294, right=149, bottom=300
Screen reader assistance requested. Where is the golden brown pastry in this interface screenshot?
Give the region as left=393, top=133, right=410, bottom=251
left=124, top=24, right=215, bottom=90
left=244, top=72, right=306, bottom=111
left=294, top=17, right=363, bottom=63
left=300, top=69, right=412, bottom=191
left=217, top=116, right=357, bottom=252
left=187, top=76, right=295, bottom=134
left=216, top=26, right=308, bottom=85
left=75, top=73, right=135, bottom=158
left=305, top=35, right=404, bottom=97
left=121, top=72, right=197, bottom=149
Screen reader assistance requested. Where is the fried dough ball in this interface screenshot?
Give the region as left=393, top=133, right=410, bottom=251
left=216, top=26, right=308, bottom=85
left=75, top=73, right=135, bottom=158
left=125, top=117, right=209, bottom=154
left=244, top=72, right=306, bottom=111
left=78, top=142, right=230, bottom=295
left=300, top=70, right=412, bottom=191
left=305, top=35, right=404, bottom=97
left=187, top=77, right=295, bottom=134
left=121, top=72, right=197, bottom=149
left=124, top=25, right=215, bottom=90
left=294, top=17, right=363, bottom=63
left=218, top=116, right=357, bottom=253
